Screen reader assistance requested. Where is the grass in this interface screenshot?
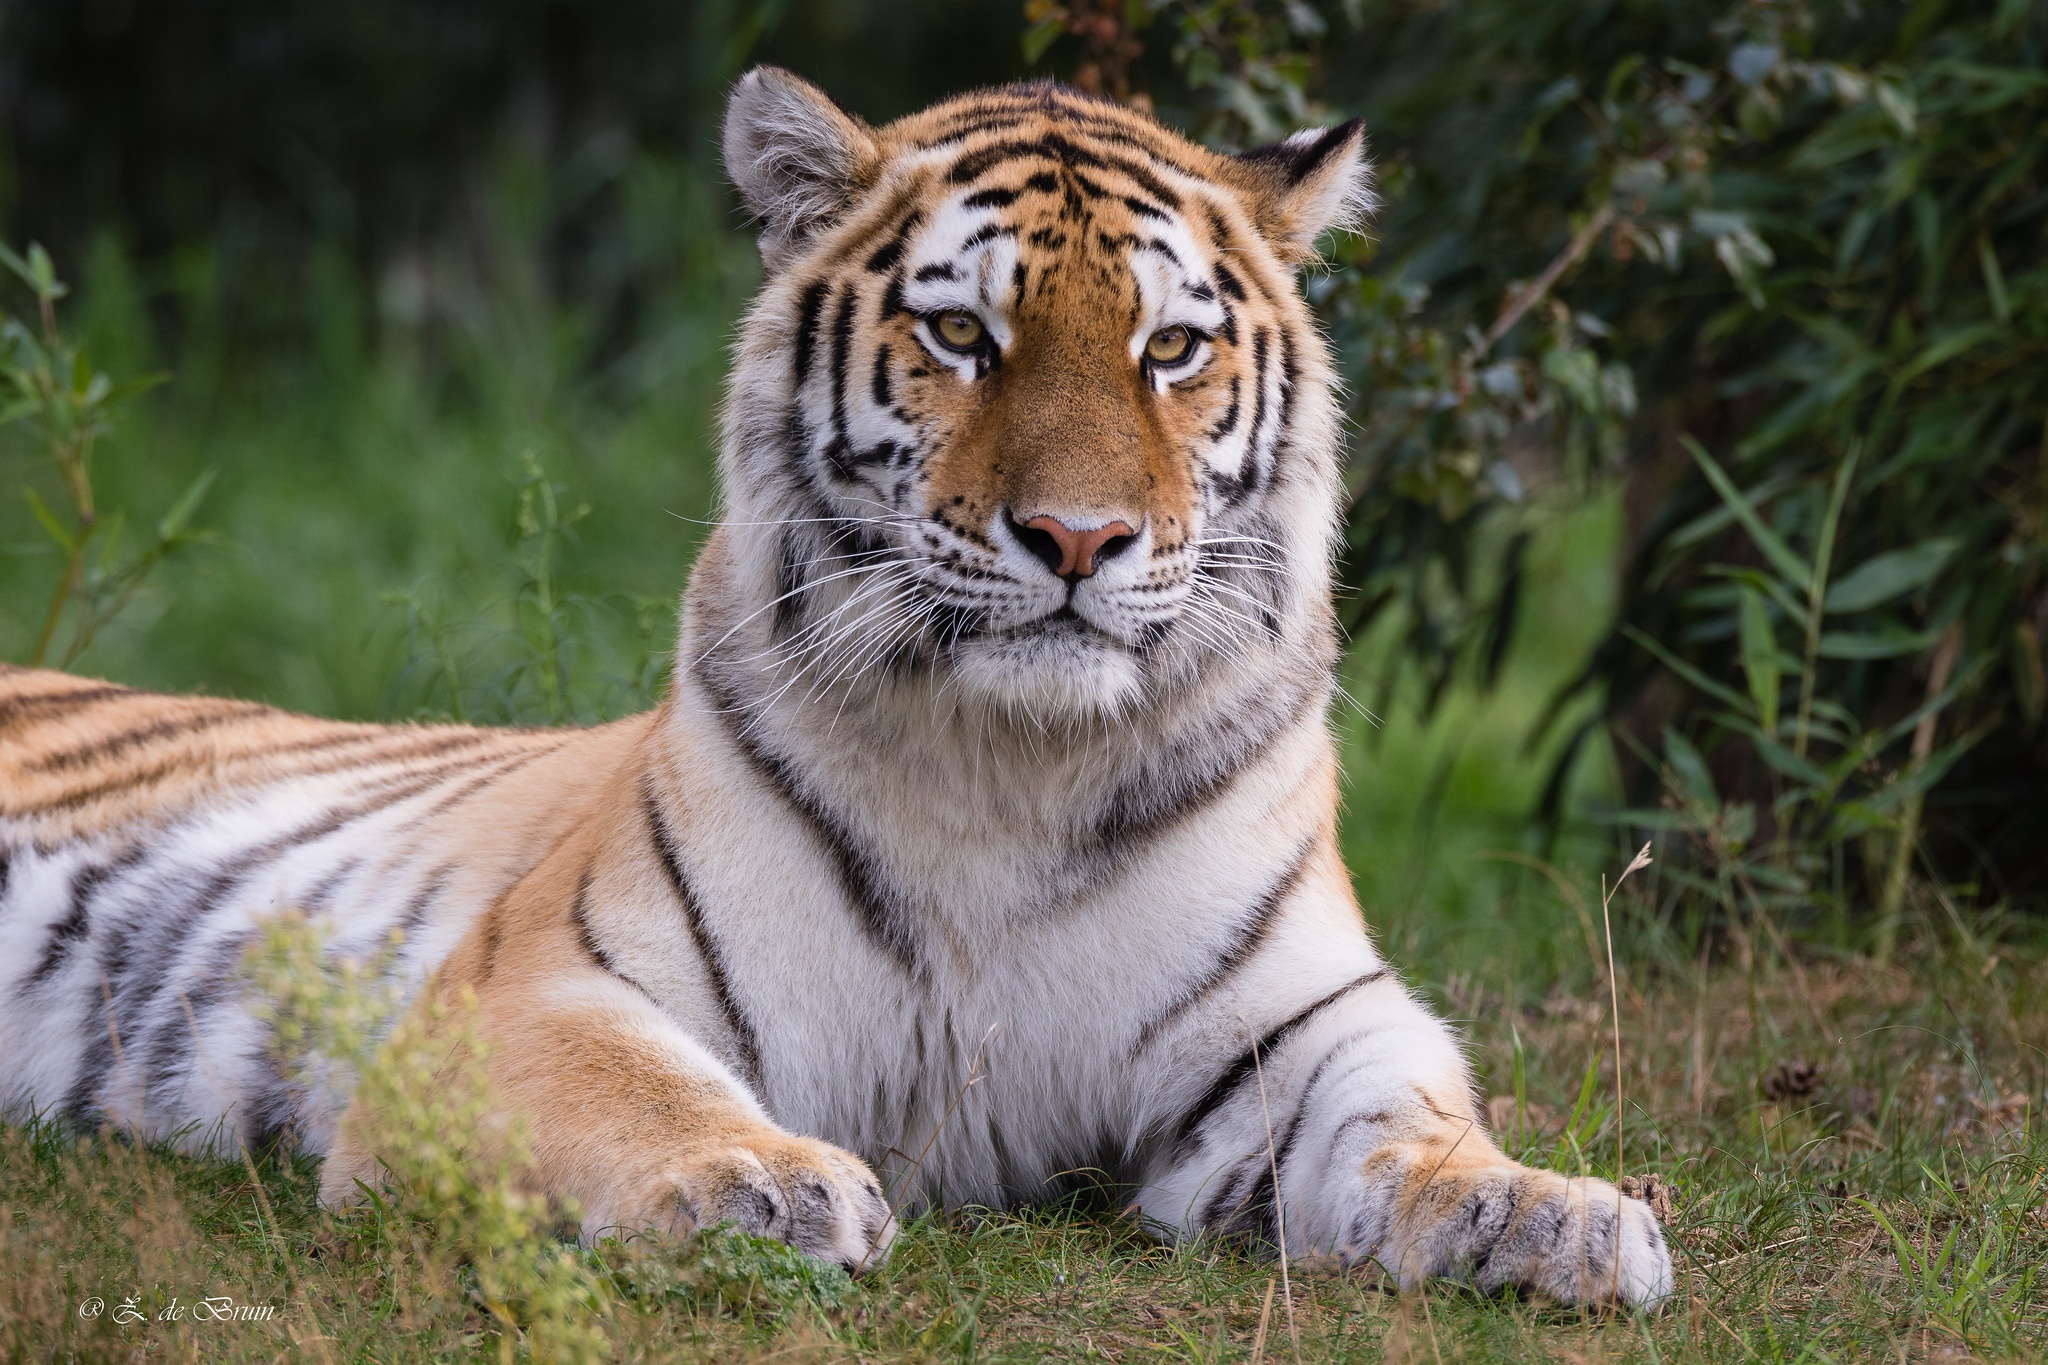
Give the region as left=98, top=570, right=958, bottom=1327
left=4, top=940, right=2042, bottom=1361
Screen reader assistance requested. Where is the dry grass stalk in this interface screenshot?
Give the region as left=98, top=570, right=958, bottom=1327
left=1247, top=1027, right=1302, bottom=1365
left=1601, top=841, right=1653, bottom=1306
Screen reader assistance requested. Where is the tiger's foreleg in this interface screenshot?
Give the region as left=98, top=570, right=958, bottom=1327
left=1140, top=970, right=1673, bottom=1309
left=318, top=853, right=896, bottom=1271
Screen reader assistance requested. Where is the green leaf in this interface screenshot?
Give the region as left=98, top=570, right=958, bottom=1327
left=1825, top=539, right=1957, bottom=613
left=22, top=486, right=74, bottom=551
left=1020, top=16, right=1066, bottom=64
left=1895, top=322, right=2003, bottom=385
left=1620, top=623, right=1752, bottom=713
left=25, top=242, right=66, bottom=298
left=1979, top=237, right=2010, bottom=322
left=1819, top=627, right=1945, bottom=659
left=0, top=241, right=33, bottom=290
left=1710, top=566, right=1811, bottom=631
left=1738, top=589, right=1780, bottom=732
left=156, top=466, right=218, bottom=542
left=1661, top=727, right=1720, bottom=813
left=1680, top=436, right=1812, bottom=591
left=1746, top=722, right=1832, bottom=790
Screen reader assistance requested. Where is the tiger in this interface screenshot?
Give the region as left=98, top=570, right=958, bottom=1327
left=0, top=68, right=1674, bottom=1305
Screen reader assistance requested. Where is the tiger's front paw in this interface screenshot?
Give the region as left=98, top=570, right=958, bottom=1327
left=1342, top=1143, right=1673, bottom=1309
left=605, top=1131, right=897, bottom=1273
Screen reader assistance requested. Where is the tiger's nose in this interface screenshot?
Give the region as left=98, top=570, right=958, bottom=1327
left=1011, top=513, right=1139, bottom=579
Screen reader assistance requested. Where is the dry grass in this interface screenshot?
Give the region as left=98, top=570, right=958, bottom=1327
left=3, top=939, right=2044, bottom=1363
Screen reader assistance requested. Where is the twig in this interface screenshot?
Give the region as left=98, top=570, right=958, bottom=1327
left=1248, top=1032, right=1302, bottom=1365
left=1876, top=623, right=1962, bottom=961
left=1416, top=1282, right=1445, bottom=1365
left=1601, top=842, right=1653, bottom=1305
left=1248, top=1276, right=1275, bottom=1365
left=1691, top=1233, right=1808, bottom=1273
left=856, top=1020, right=1003, bottom=1274
left=1474, top=203, right=1616, bottom=359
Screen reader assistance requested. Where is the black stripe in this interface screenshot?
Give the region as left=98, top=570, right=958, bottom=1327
left=960, top=222, right=1015, bottom=250
left=773, top=527, right=808, bottom=640
left=21, top=724, right=514, bottom=818
left=1087, top=672, right=1320, bottom=860
left=945, top=133, right=1184, bottom=212
left=396, top=865, right=451, bottom=942
left=864, top=209, right=924, bottom=273
left=1207, top=375, right=1242, bottom=440
left=0, top=683, right=133, bottom=731
left=1171, top=968, right=1392, bottom=1147
left=912, top=262, right=958, bottom=283
left=61, top=760, right=489, bottom=1125
left=1198, top=1153, right=1268, bottom=1237
left=20, top=755, right=193, bottom=816
left=870, top=342, right=894, bottom=408
left=961, top=186, right=1018, bottom=209
left=1130, top=838, right=1315, bottom=1055
left=1265, top=1045, right=1382, bottom=1205
left=1138, top=237, right=1186, bottom=271
left=1224, top=328, right=1272, bottom=504
left=1239, top=119, right=1363, bottom=184
left=792, top=278, right=830, bottom=387
left=568, top=860, right=660, bottom=1004
left=825, top=284, right=858, bottom=465
left=643, top=781, right=764, bottom=1086
left=1213, top=260, right=1247, bottom=302
left=394, top=739, right=568, bottom=832
left=137, top=923, right=262, bottom=1118
left=691, top=658, right=921, bottom=976
left=26, top=703, right=268, bottom=773
left=27, top=862, right=110, bottom=986
left=299, top=856, right=362, bottom=914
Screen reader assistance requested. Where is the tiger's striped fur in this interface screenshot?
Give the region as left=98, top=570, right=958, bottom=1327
left=0, top=70, right=1673, bottom=1304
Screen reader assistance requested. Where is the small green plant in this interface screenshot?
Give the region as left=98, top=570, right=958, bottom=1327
left=245, top=913, right=611, bottom=1363
left=384, top=452, right=674, bottom=725
left=1, top=241, right=212, bottom=669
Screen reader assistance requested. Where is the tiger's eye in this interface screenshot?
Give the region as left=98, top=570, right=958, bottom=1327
left=1146, top=326, right=1193, bottom=365
left=934, top=311, right=986, bottom=350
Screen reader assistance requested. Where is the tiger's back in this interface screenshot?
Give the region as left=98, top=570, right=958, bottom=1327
left=0, top=662, right=644, bottom=1148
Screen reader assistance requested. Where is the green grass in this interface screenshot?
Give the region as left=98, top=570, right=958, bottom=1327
left=5, top=942, right=2043, bottom=1362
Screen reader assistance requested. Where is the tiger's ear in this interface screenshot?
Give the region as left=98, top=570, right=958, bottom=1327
left=722, top=67, right=879, bottom=270
left=1222, top=119, right=1375, bottom=264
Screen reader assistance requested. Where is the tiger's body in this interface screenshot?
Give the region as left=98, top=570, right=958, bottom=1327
left=0, top=71, right=1673, bottom=1304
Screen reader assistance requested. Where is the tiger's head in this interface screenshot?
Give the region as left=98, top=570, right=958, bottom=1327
left=711, top=69, right=1370, bottom=720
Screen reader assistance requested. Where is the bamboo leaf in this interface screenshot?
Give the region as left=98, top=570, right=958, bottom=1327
left=1738, top=589, right=1781, bottom=732
left=1621, top=623, right=1753, bottom=713
left=1680, top=436, right=1812, bottom=591
left=1660, top=727, right=1720, bottom=813
left=1825, top=539, right=1958, bottom=613
left=1819, top=627, right=1945, bottom=659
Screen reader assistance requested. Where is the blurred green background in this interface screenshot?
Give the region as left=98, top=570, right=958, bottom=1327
left=3, top=0, right=2042, bottom=987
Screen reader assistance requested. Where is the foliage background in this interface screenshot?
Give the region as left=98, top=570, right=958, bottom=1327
left=2, top=0, right=2043, bottom=967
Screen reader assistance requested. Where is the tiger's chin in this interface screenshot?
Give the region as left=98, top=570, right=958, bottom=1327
left=947, top=620, right=1147, bottom=720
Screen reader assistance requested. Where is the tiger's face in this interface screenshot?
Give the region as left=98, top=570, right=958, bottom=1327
left=718, top=72, right=1371, bottom=717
